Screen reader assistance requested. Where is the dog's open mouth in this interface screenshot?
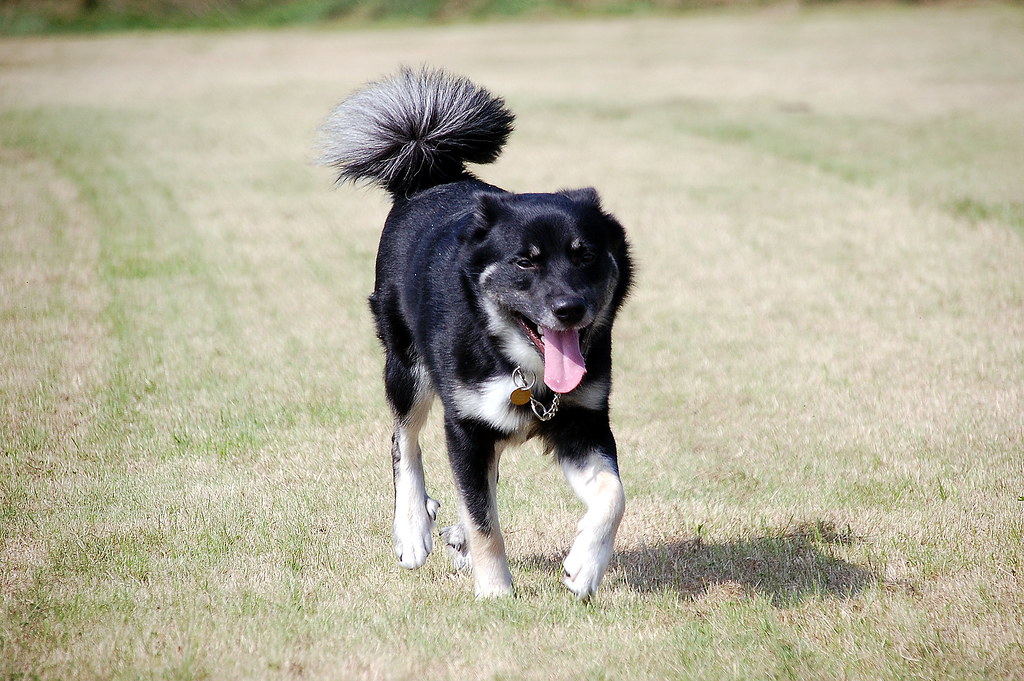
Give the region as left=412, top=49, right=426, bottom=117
left=515, top=315, right=588, bottom=394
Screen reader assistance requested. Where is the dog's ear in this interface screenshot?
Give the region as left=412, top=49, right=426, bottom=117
left=558, top=187, right=602, bottom=209
left=465, top=192, right=508, bottom=244
left=565, top=187, right=628, bottom=252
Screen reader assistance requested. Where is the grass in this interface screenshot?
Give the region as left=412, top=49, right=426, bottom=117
left=2, top=0, right=812, bottom=36
left=2, top=3, right=1023, bottom=679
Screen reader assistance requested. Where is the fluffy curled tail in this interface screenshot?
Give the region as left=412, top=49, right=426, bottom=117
left=318, top=67, right=515, bottom=197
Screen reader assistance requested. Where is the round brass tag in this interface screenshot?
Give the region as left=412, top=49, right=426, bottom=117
left=509, top=388, right=532, bottom=406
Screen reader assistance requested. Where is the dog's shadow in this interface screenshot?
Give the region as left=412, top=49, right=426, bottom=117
left=521, top=521, right=877, bottom=606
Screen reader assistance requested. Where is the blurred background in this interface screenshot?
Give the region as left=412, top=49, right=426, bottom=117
left=2, top=0, right=941, bottom=34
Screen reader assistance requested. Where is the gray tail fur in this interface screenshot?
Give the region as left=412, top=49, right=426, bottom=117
left=317, top=67, right=515, bottom=197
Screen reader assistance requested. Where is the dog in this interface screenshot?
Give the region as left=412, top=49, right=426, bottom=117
left=318, top=67, right=633, bottom=599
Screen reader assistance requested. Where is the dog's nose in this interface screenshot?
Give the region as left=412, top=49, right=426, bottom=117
left=551, top=297, right=586, bottom=326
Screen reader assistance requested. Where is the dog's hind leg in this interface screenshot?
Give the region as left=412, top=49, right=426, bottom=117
left=439, top=522, right=472, bottom=572
left=445, top=419, right=512, bottom=597
left=387, top=357, right=438, bottom=570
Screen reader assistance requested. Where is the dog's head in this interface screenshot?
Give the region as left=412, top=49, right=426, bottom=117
left=465, top=188, right=632, bottom=393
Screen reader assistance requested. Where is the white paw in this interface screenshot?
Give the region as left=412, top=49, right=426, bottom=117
left=426, top=496, right=440, bottom=521
left=393, top=496, right=439, bottom=569
left=475, top=577, right=514, bottom=599
left=561, top=535, right=613, bottom=601
left=440, top=524, right=473, bottom=572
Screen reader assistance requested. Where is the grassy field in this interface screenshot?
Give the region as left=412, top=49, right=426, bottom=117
left=2, top=3, right=1023, bottom=679
left=2, top=0, right=829, bottom=35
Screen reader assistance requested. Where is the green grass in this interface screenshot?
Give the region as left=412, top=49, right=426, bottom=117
left=2, top=0, right=794, bottom=35
left=2, top=3, right=1024, bottom=679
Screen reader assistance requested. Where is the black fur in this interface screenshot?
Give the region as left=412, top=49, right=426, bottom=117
left=319, top=67, right=633, bottom=596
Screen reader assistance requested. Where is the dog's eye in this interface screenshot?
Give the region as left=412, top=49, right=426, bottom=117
left=574, top=248, right=596, bottom=266
left=514, top=257, right=535, bottom=270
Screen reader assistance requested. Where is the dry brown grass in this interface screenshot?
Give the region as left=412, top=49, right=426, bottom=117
left=2, top=4, right=1023, bottom=680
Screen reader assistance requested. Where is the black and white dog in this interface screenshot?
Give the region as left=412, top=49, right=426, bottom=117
left=319, top=67, right=633, bottom=599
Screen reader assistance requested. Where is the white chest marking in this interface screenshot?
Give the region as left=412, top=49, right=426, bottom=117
left=452, top=375, right=532, bottom=434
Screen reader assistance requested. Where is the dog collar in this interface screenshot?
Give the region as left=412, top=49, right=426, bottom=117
left=510, top=367, right=560, bottom=421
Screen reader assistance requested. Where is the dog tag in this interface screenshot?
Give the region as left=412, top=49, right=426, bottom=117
left=509, top=387, right=532, bottom=406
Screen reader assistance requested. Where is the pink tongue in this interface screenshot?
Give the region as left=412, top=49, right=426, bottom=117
left=542, top=328, right=586, bottom=394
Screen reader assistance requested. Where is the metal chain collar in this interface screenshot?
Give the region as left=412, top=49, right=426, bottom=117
left=511, top=367, right=560, bottom=422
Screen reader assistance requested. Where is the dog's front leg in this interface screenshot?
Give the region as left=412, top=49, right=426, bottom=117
left=557, top=426, right=625, bottom=601
left=445, top=418, right=513, bottom=598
